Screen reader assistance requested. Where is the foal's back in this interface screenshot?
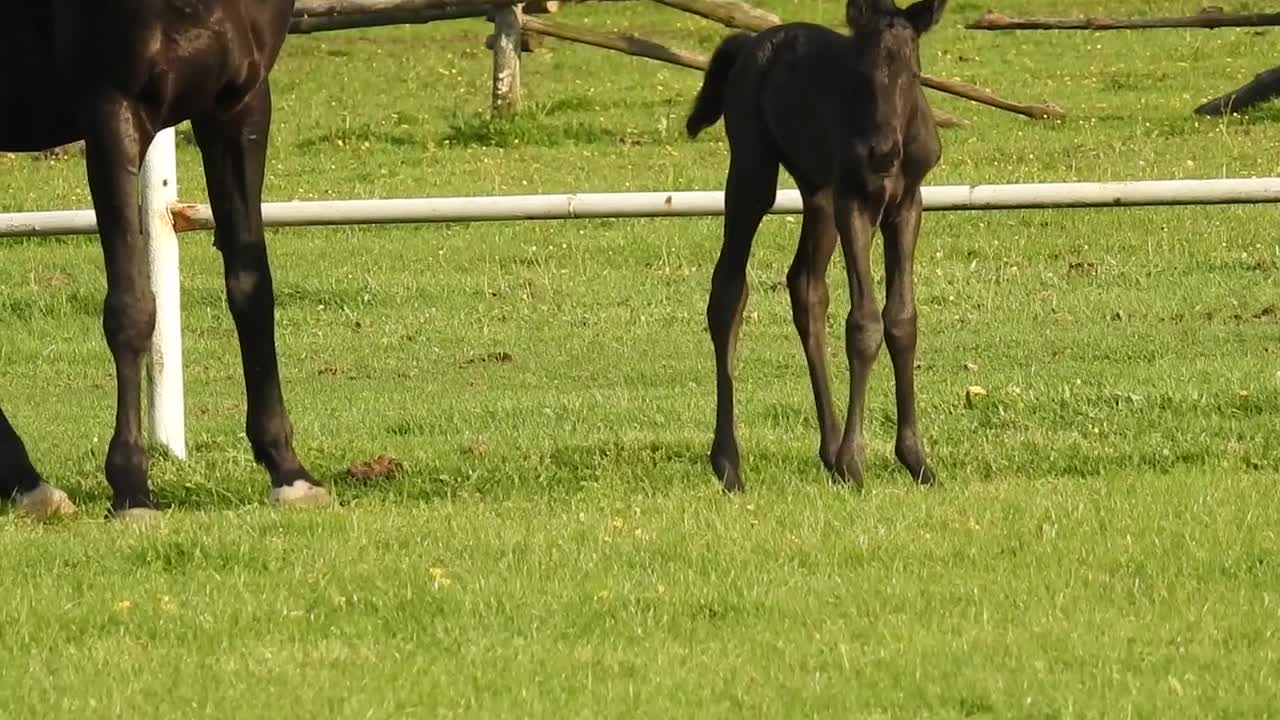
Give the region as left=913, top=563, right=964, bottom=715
left=0, top=0, right=294, bottom=152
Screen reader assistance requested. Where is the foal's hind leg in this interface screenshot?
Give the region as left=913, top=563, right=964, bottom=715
left=786, top=189, right=841, bottom=471
left=832, top=193, right=884, bottom=490
left=881, top=189, right=935, bottom=485
left=192, top=82, right=327, bottom=507
left=1, top=407, right=76, bottom=518
left=707, top=150, right=779, bottom=492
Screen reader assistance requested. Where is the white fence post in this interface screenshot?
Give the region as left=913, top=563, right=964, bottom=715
left=141, top=126, right=187, bottom=460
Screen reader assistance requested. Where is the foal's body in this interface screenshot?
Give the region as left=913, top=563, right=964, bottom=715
left=687, top=0, right=949, bottom=491
left=0, top=1, right=326, bottom=517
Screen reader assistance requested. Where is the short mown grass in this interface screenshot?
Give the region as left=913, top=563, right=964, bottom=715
left=1, top=1, right=1278, bottom=716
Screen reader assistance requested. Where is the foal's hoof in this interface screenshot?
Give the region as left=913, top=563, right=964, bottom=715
left=110, top=507, right=165, bottom=525
left=719, top=472, right=744, bottom=494
left=830, top=462, right=866, bottom=492
left=269, top=480, right=332, bottom=508
left=14, top=483, right=78, bottom=521
left=710, top=457, right=745, bottom=494
left=909, top=464, right=938, bottom=487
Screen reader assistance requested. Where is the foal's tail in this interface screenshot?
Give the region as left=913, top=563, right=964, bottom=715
left=686, top=32, right=752, bottom=138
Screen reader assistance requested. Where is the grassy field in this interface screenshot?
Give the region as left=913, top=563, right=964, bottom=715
left=2, top=0, right=1278, bottom=716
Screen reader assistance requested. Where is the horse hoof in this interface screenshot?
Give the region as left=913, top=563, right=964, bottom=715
left=14, top=483, right=78, bottom=521
left=269, top=480, right=332, bottom=508
left=720, top=473, right=745, bottom=494
left=710, top=457, right=744, bottom=493
left=830, top=464, right=865, bottom=492
left=912, top=464, right=938, bottom=487
left=110, top=507, right=165, bottom=524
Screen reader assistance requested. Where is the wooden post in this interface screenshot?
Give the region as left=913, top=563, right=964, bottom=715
left=492, top=4, right=523, bottom=115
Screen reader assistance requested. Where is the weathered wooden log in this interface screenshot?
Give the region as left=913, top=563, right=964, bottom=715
left=290, top=7, right=484, bottom=32
left=966, top=8, right=1280, bottom=31
left=932, top=110, right=968, bottom=129
left=293, top=0, right=510, bottom=18
left=648, top=0, right=778, bottom=32
left=1195, top=65, right=1280, bottom=116
left=521, top=14, right=708, bottom=69
left=492, top=4, right=524, bottom=114
left=920, top=76, right=1065, bottom=120
left=522, top=16, right=968, bottom=128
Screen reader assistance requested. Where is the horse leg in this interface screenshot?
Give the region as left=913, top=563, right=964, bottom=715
left=881, top=189, right=935, bottom=485
left=832, top=193, right=883, bottom=490
left=191, top=82, right=327, bottom=507
left=707, top=149, right=779, bottom=493
left=786, top=189, right=841, bottom=471
left=2, top=407, right=77, bottom=518
left=82, top=94, right=161, bottom=516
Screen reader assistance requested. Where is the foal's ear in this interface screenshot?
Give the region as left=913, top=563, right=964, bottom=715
left=904, top=0, right=949, bottom=34
left=846, top=0, right=893, bottom=29
left=845, top=0, right=873, bottom=28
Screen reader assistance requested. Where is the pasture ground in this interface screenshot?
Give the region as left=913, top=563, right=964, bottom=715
left=2, top=0, right=1277, bottom=716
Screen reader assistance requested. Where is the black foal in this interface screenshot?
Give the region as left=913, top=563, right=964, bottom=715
left=687, top=0, right=949, bottom=492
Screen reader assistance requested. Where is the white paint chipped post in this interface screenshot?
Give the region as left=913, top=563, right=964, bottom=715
left=491, top=3, right=523, bottom=114
left=140, top=126, right=187, bottom=460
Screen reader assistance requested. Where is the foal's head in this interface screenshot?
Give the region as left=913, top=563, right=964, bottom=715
left=844, top=0, right=948, bottom=174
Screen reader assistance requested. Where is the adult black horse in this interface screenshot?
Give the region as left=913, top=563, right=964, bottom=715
left=0, top=0, right=329, bottom=519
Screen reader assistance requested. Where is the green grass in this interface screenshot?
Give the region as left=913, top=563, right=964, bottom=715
left=2, top=0, right=1279, bottom=716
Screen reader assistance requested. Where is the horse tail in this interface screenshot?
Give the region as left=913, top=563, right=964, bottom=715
left=686, top=33, right=752, bottom=138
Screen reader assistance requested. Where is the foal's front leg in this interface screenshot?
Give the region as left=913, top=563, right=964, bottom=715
left=880, top=189, right=935, bottom=484
left=832, top=194, right=883, bottom=489
left=192, top=83, right=327, bottom=507
left=786, top=191, right=841, bottom=470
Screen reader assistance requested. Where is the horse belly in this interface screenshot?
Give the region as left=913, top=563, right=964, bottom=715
left=0, top=3, right=82, bottom=151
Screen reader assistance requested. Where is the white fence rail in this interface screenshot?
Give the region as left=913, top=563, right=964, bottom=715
left=8, top=177, right=1280, bottom=236
left=4, top=130, right=1280, bottom=458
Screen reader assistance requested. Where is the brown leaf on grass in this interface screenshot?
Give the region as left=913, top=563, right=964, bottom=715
left=347, top=453, right=404, bottom=483
left=1067, top=260, right=1098, bottom=276
left=40, top=272, right=69, bottom=289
